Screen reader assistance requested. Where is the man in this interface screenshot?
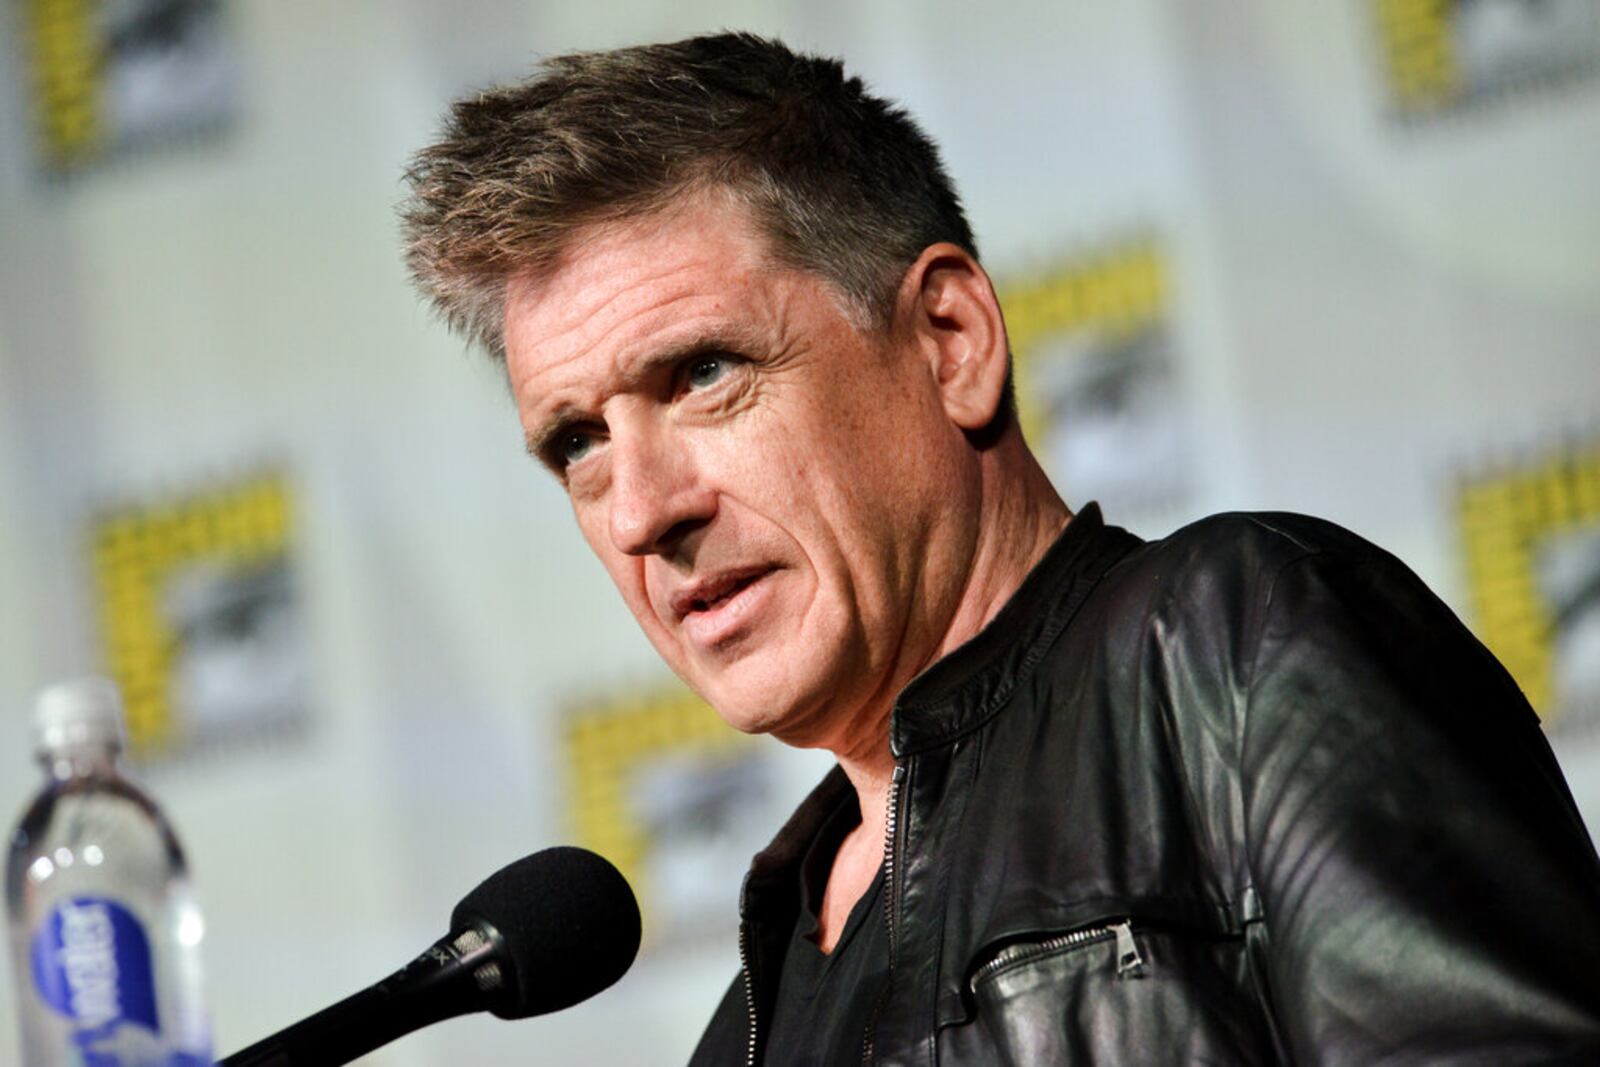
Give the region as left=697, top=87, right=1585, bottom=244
left=401, top=33, right=1600, bottom=1065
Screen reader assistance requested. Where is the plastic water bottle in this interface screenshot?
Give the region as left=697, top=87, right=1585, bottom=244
left=5, top=679, right=212, bottom=1066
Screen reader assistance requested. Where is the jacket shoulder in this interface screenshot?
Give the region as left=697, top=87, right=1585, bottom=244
left=1131, top=510, right=1394, bottom=580
left=1081, top=510, right=1393, bottom=653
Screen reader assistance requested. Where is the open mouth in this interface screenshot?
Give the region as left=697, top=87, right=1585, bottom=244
left=671, top=566, right=776, bottom=626
left=674, top=567, right=777, bottom=649
left=689, top=573, right=761, bottom=614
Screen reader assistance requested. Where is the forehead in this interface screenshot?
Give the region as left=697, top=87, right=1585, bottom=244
left=503, top=196, right=781, bottom=377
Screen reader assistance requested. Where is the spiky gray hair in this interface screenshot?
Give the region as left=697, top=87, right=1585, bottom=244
left=400, top=32, right=978, bottom=362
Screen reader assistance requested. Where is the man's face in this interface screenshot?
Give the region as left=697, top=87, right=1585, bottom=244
left=503, top=194, right=979, bottom=748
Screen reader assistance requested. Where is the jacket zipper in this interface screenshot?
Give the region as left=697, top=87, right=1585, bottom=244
left=861, top=762, right=908, bottom=1065
left=739, top=922, right=758, bottom=1067
left=969, top=918, right=1146, bottom=992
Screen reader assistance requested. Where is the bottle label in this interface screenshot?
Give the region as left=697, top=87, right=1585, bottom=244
left=28, top=895, right=190, bottom=1064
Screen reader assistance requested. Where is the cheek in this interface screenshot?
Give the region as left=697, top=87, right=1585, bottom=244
left=574, top=506, right=654, bottom=617
left=572, top=502, right=609, bottom=566
left=713, top=434, right=841, bottom=554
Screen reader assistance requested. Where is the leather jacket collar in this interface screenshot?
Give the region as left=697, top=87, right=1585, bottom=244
left=890, top=503, right=1130, bottom=758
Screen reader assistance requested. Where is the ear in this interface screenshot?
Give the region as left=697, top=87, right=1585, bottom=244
left=899, top=243, right=1011, bottom=432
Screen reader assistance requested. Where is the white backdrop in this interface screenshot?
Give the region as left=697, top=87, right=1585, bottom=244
left=2, top=2, right=1597, bottom=1063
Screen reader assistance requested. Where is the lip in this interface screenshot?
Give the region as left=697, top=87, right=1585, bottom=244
left=672, top=566, right=775, bottom=648
left=669, top=566, right=772, bottom=621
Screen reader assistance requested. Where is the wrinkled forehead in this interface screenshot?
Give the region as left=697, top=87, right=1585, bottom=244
left=501, top=184, right=878, bottom=356
left=516, top=184, right=774, bottom=286
left=511, top=193, right=764, bottom=308
left=504, top=204, right=781, bottom=359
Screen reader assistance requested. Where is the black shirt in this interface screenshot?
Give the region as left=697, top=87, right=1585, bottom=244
left=762, top=790, right=889, bottom=1066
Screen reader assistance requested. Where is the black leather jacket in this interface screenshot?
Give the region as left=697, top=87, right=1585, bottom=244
left=690, top=507, right=1600, bottom=1065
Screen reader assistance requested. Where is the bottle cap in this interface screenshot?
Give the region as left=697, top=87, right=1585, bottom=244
left=33, top=677, right=127, bottom=753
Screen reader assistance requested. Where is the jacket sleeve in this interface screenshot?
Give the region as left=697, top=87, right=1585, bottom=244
left=1238, top=542, right=1600, bottom=1064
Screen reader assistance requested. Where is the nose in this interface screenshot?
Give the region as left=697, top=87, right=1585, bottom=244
left=607, top=426, right=715, bottom=557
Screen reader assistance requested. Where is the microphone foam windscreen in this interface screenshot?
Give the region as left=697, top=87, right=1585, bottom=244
left=451, top=846, right=642, bottom=1019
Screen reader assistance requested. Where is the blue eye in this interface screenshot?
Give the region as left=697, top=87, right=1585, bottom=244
left=559, top=431, right=595, bottom=466
left=686, top=356, right=728, bottom=390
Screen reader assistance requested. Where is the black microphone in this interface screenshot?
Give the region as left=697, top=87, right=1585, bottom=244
left=220, top=846, right=641, bottom=1066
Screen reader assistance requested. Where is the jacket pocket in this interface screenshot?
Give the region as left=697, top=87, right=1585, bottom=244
left=958, top=918, right=1277, bottom=1066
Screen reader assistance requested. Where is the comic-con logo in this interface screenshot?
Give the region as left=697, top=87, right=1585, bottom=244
left=1375, top=0, right=1600, bottom=119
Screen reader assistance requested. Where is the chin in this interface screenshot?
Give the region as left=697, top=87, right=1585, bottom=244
left=694, top=674, right=785, bottom=736
left=703, top=670, right=845, bottom=749
left=710, top=706, right=781, bottom=737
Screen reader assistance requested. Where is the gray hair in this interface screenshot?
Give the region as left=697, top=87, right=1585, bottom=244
left=400, top=32, right=979, bottom=362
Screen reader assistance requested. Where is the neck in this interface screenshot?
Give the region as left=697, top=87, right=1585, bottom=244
left=833, top=435, right=1072, bottom=824
left=808, top=440, right=1069, bottom=950
left=935, top=441, right=1070, bottom=664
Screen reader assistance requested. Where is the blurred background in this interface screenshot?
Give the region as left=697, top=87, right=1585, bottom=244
left=2, top=0, right=1598, bottom=1063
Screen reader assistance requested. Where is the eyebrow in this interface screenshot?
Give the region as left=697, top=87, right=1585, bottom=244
left=522, top=330, right=761, bottom=464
